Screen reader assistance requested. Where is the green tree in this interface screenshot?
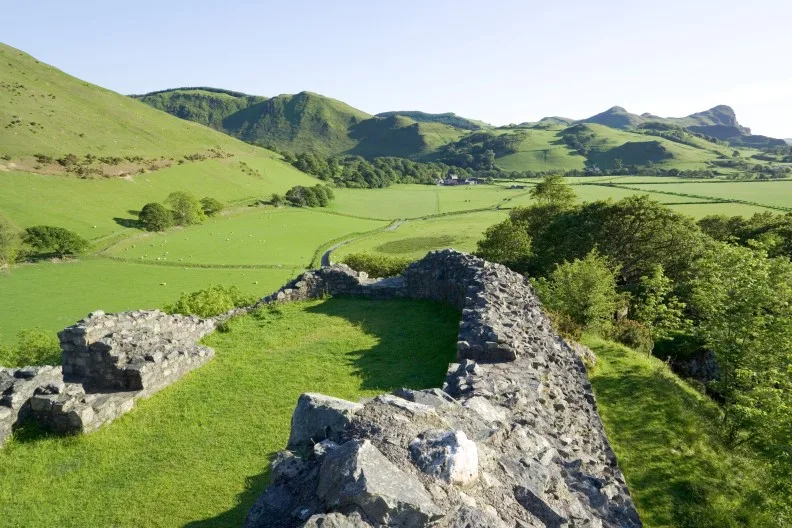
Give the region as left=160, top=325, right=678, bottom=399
left=138, top=202, right=174, bottom=232
left=200, top=197, right=224, bottom=217
left=0, top=212, right=22, bottom=268
left=529, top=174, right=576, bottom=208
left=534, top=250, right=621, bottom=334
left=475, top=218, right=532, bottom=271
left=690, top=243, right=792, bottom=447
left=23, top=226, right=88, bottom=258
left=630, top=264, right=689, bottom=341
left=165, top=191, right=205, bottom=225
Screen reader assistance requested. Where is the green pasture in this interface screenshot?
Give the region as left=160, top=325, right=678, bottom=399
left=0, top=158, right=316, bottom=240
left=106, top=208, right=386, bottom=267
left=495, top=128, right=586, bottom=172
left=629, top=180, right=792, bottom=211
left=334, top=210, right=509, bottom=261
left=0, top=298, right=458, bottom=527
left=0, top=261, right=296, bottom=345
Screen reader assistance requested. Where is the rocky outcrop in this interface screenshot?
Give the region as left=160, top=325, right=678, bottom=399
left=245, top=250, right=642, bottom=528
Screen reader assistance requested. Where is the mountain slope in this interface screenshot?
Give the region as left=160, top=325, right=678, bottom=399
left=581, top=106, right=646, bottom=129
left=375, top=110, right=488, bottom=130
left=133, top=88, right=267, bottom=132
left=0, top=44, right=266, bottom=158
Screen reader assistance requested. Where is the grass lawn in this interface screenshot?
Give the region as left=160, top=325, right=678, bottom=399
left=0, top=298, right=459, bottom=527
left=334, top=210, right=508, bottom=261
left=585, top=337, right=776, bottom=528
left=106, top=208, right=386, bottom=267
left=628, top=181, right=792, bottom=211
left=0, top=260, right=297, bottom=345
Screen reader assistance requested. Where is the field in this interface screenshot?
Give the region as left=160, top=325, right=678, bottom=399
left=105, top=208, right=386, bottom=267
left=0, top=260, right=297, bottom=345
left=585, top=336, right=776, bottom=527
left=628, top=181, right=792, bottom=210
left=0, top=298, right=459, bottom=527
left=334, top=210, right=509, bottom=261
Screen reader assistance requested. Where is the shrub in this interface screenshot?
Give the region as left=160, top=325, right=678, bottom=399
left=200, top=197, right=224, bottom=217
left=0, top=328, right=61, bottom=367
left=342, top=253, right=412, bottom=278
left=23, top=225, right=89, bottom=258
left=138, top=202, right=174, bottom=231
left=609, top=319, right=654, bottom=353
left=164, top=285, right=257, bottom=318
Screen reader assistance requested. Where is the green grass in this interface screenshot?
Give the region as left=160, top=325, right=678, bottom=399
left=105, top=208, right=386, bottom=267
left=0, top=159, right=317, bottom=240
left=0, top=260, right=297, bottom=345
left=495, top=128, right=586, bottom=171
left=629, top=181, right=792, bottom=210
left=334, top=210, right=508, bottom=261
left=585, top=336, right=776, bottom=528
left=0, top=298, right=458, bottom=527
left=0, top=43, right=263, bottom=158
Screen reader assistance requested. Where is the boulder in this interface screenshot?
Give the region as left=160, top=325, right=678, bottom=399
left=300, top=512, right=372, bottom=528
left=317, top=439, right=442, bottom=527
left=409, top=430, right=478, bottom=486
left=288, top=393, right=363, bottom=449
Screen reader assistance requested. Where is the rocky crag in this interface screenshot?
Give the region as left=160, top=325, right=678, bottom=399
left=0, top=250, right=641, bottom=527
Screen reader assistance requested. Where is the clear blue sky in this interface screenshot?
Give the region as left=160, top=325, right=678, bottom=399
left=4, top=0, right=791, bottom=137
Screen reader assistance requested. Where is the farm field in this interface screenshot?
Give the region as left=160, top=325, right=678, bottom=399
left=334, top=210, right=509, bottom=261
left=0, top=260, right=297, bottom=345
left=106, top=208, right=386, bottom=267
left=628, top=180, right=792, bottom=210
left=0, top=158, right=315, bottom=240
left=0, top=298, right=458, bottom=527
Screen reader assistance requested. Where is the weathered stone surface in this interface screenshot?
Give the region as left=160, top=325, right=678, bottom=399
left=317, top=439, right=442, bottom=527
left=409, top=429, right=478, bottom=486
left=288, top=393, right=364, bottom=449
left=0, top=365, right=63, bottom=446
left=300, top=512, right=372, bottom=528
left=247, top=250, right=642, bottom=528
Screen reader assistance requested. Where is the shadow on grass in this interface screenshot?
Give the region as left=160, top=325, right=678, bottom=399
left=184, top=296, right=459, bottom=527
left=587, top=339, right=767, bottom=528
left=113, top=217, right=141, bottom=229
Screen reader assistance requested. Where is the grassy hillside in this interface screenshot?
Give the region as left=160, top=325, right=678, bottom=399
left=581, top=106, right=646, bottom=129
left=586, top=337, right=778, bottom=527
left=349, top=115, right=464, bottom=158
left=375, top=110, right=489, bottom=130
left=133, top=88, right=267, bottom=131
left=0, top=44, right=266, bottom=159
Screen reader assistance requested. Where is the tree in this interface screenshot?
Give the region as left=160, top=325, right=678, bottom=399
left=270, top=193, right=287, bottom=206
left=529, top=174, right=576, bottom=208
left=630, top=264, right=689, bottom=341
left=690, top=243, right=792, bottom=447
left=0, top=212, right=22, bottom=268
left=534, top=250, right=621, bottom=334
left=200, top=197, right=224, bottom=217
left=138, top=202, right=174, bottom=232
left=475, top=219, right=532, bottom=271
left=23, top=226, right=88, bottom=258
left=165, top=191, right=205, bottom=226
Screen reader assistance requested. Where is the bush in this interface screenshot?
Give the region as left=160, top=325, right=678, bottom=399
left=23, top=225, right=89, bottom=258
left=165, top=191, right=205, bottom=226
left=0, top=328, right=61, bottom=367
left=609, top=319, right=654, bottom=353
left=138, top=202, right=174, bottom=232
left=342, top=253, right=412, bottom=278
left=164, top=285, right=257, bottom=318
left=200, top=197, right=224, bottom=217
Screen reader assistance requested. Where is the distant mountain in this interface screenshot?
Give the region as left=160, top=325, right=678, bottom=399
left=784, top=138, right=792, bottom=146
left=581, top=106, right=646, bottom=129
left=579, top=104, right=784, bottom=148
left=375, top=111, right=488, bottom=130
left=537, top=116, right=576, bottom=126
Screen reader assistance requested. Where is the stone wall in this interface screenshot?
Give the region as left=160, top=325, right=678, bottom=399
left=0, top=249, right=641, bottom=528
left=245, top=250, right=642, bottom=527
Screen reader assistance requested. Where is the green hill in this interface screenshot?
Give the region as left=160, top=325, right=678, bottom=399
left=133, top=87, right=267, bottom=132
left=374, top=110, right=489, bottom=130
left=581, top=106, right=646, bottom=129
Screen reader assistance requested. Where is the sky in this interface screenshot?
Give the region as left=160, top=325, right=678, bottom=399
left=4, top=0, right=791, bottom=137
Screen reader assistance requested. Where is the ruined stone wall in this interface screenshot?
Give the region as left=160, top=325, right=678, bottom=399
left=0, top=249, right=641, bottom=527
left=245, top=250, right=642, bottom=527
